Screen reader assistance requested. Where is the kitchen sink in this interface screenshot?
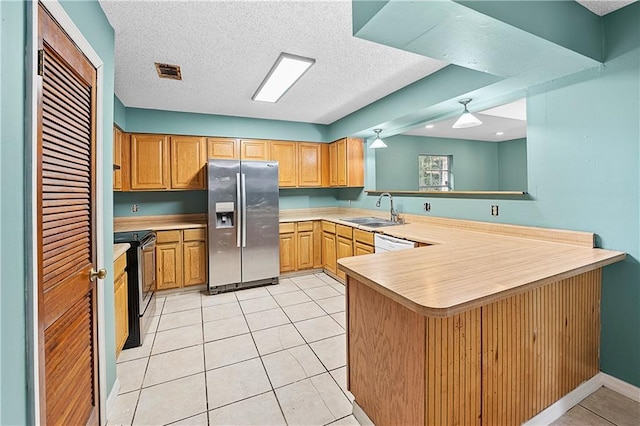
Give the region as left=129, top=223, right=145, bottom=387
left=341, top=217, right=404, bottom=228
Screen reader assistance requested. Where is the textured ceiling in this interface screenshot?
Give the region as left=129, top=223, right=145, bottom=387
left=99, top=0, right=447, bottom=125
left=576, top=0, right=637, bottom=15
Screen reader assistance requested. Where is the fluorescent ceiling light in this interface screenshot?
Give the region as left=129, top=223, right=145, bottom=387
left=370, top=129, right=387, bottom=149
left=496, top=131, right=504, bottom=136
left=452, top=98, right=483, bottom=129
left=425, top=124, right=435, bottom=129
left=252, top=53, right=315, bottom=103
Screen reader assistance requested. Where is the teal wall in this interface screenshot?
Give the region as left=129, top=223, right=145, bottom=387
left=114, top=95, right=126, bottom=129
left=374, top=134, right=501, bottom=191
left=114, top=191, right=207, bottom=217
left=113, top=188, right=341, bottom=217
left=1, top=1, right=27, bottom=424
left=126, top=107, right=329, bottom=142
left=497, top=138, right=527, bottom=191
left=0, top=1, right=115, bottom=423
left=340, top=23, right=640, bottom=385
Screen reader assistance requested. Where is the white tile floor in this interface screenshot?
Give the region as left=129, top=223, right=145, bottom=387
left=109, top=272, right=359, bottom=426
left=109, top=272, right=640, bottom=426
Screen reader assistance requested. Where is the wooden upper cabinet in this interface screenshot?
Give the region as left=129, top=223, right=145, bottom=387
left=208, top=137, right=239, bottom=159
left=113, top=126, right=123, bottom=191
left=270, top=141, right=298, bottom=187
left=329, top=142, right=338, bottom=186
left=130, top=134, right=170, bottom=190
left=240, top=139, right=269, bottom=160
left=330, top=137, right=364, bottom=187
left=170, top=136, right=207, bottom=190
left=298, top=143, right=323, bottom=187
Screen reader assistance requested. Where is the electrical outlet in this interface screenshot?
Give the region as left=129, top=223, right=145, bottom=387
left=491, top=205, right=499, bottom=216
left=424, top=202, right=431, bottom=212
left=131, top=204, right=139, bottom=213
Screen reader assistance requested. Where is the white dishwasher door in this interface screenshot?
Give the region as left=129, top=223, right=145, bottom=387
left=374, top=233, right=416, bottom=253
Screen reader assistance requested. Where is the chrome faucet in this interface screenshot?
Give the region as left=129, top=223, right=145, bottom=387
left=376, top=192, right=399, bottom=223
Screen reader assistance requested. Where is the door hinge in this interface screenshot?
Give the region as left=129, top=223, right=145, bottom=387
left=37, top=49, right=44, bottom=76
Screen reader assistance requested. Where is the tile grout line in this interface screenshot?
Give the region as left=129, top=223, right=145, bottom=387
left=242, top=301, right=291, bottom=426
left=198, top=293, right=211, bottom=426
left=576, top=403, right=619, bottom=426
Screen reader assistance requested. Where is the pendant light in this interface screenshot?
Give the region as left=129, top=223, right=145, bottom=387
left=369, top=129, right=387, bottom=149
left=452, top=98, right=483, bottom=129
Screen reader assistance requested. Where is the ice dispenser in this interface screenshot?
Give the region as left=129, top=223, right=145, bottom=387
left=215, top=202, right=235, bottom=228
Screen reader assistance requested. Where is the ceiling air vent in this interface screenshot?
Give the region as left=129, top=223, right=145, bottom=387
left=155, top=62, right=182, bottom=80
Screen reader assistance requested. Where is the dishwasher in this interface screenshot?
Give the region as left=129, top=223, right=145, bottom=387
left=374, top=233, right=416, bottom=253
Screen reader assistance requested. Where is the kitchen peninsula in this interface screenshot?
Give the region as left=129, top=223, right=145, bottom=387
left=337, top=218, right=625, bottom=426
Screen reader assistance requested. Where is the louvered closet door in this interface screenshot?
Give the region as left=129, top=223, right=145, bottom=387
left=37, top=4, right=99, bottom=425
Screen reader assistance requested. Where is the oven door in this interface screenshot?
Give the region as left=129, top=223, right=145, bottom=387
left=138, top=233, right=156, bottom=313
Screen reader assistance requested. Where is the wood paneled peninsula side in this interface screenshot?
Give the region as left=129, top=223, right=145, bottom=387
left=337, top=218, right=625, bottom=426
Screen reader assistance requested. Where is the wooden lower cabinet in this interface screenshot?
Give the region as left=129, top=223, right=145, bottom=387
left=353, top=228, right=374, bottom=256
left=114, top=252, right=128, bottom=357
left=183, top=229, right=207, bottom=286
left=279, top=221, right=320, bottom=274
left=156, top=228, right=207, bottom=290
left=322, top=221, right=338, bottom=275
left=336, top=236, right=353, bottom=281
left=279, top=223, right=297, bottom=274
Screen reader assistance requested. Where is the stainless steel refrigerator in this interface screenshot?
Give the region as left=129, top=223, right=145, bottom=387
left=207, top=159, right=280, bottom=294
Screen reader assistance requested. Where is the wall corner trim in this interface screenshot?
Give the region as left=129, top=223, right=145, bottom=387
left=105, top=378, right=120, bottom=423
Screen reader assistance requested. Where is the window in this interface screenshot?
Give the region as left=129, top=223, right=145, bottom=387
left=418, top=155, right=453, bottom=191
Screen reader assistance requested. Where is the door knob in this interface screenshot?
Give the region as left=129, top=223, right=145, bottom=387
left=90, top=268, right=107, bottom=281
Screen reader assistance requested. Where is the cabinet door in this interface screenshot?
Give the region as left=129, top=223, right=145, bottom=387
left=336, top=235, right=353, bottom=281
left=298, top=143, right=322, bottom=187
left=114, top=271, right=128, bottom=356
left=130, top=134, right=170, bottom=190
left=113, top=126, right=122, bottom=191
left=270, top=141, right=297, bottom=187
left=240, top=139, right=269, bottom=160
left=156, top=242, right=183, bottom=290
left=208, top=137, right=239, bottom=159
left=183, top=241, right=207, bottom=286
left=346, top=137, right=365, bottom=187
left=297, top=228, right=314, bottom=270
left=171, top=136, right=207, bottom=189
left=322, top=231, right=337, bottom=275
left=313, top=221, right=323, bottom=268
left=329, top=142, right=338, bottom=186
left=336, top=139, right=347, bottom=186
left=354, top=241, right=374, bottom=256
left=279, top=232, right=297, bottom=273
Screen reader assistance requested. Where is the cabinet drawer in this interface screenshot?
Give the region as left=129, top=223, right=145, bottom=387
left=322, top=221, right=336, bottom=233
left=114, top=253, right=127, bottom=278
left=353, top=228, right=374, bottom=246
left=184, top=228, right=206, bottom=241
left=297, top=221, right=313, bottom=232
left=280, top=222, right=296, bottom=233
left=157, top=230, right=182, bottom=244
left=336, top=224, right=353, bottom=239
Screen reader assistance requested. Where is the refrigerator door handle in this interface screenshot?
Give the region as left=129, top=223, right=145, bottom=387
left=236, top=172, right=241, bottom=248
left=241, top=173, right=247, bottom=247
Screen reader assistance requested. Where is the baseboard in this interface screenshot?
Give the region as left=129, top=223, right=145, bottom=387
left=522, top=373, right=603, bottom=425
left=352, top=401, right=374, bottom=426
left=601, top=372, right=640, bottom=403
left=105, top=378, right=120, bottom=424
left=523, top=372, right=640, bottom=425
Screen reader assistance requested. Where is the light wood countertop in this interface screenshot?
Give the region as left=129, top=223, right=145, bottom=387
left=337, top=219, right=625, bottom=317
left=114, top=214, right=206, bottom=233
left=113, top=243, right=130, bottom=260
